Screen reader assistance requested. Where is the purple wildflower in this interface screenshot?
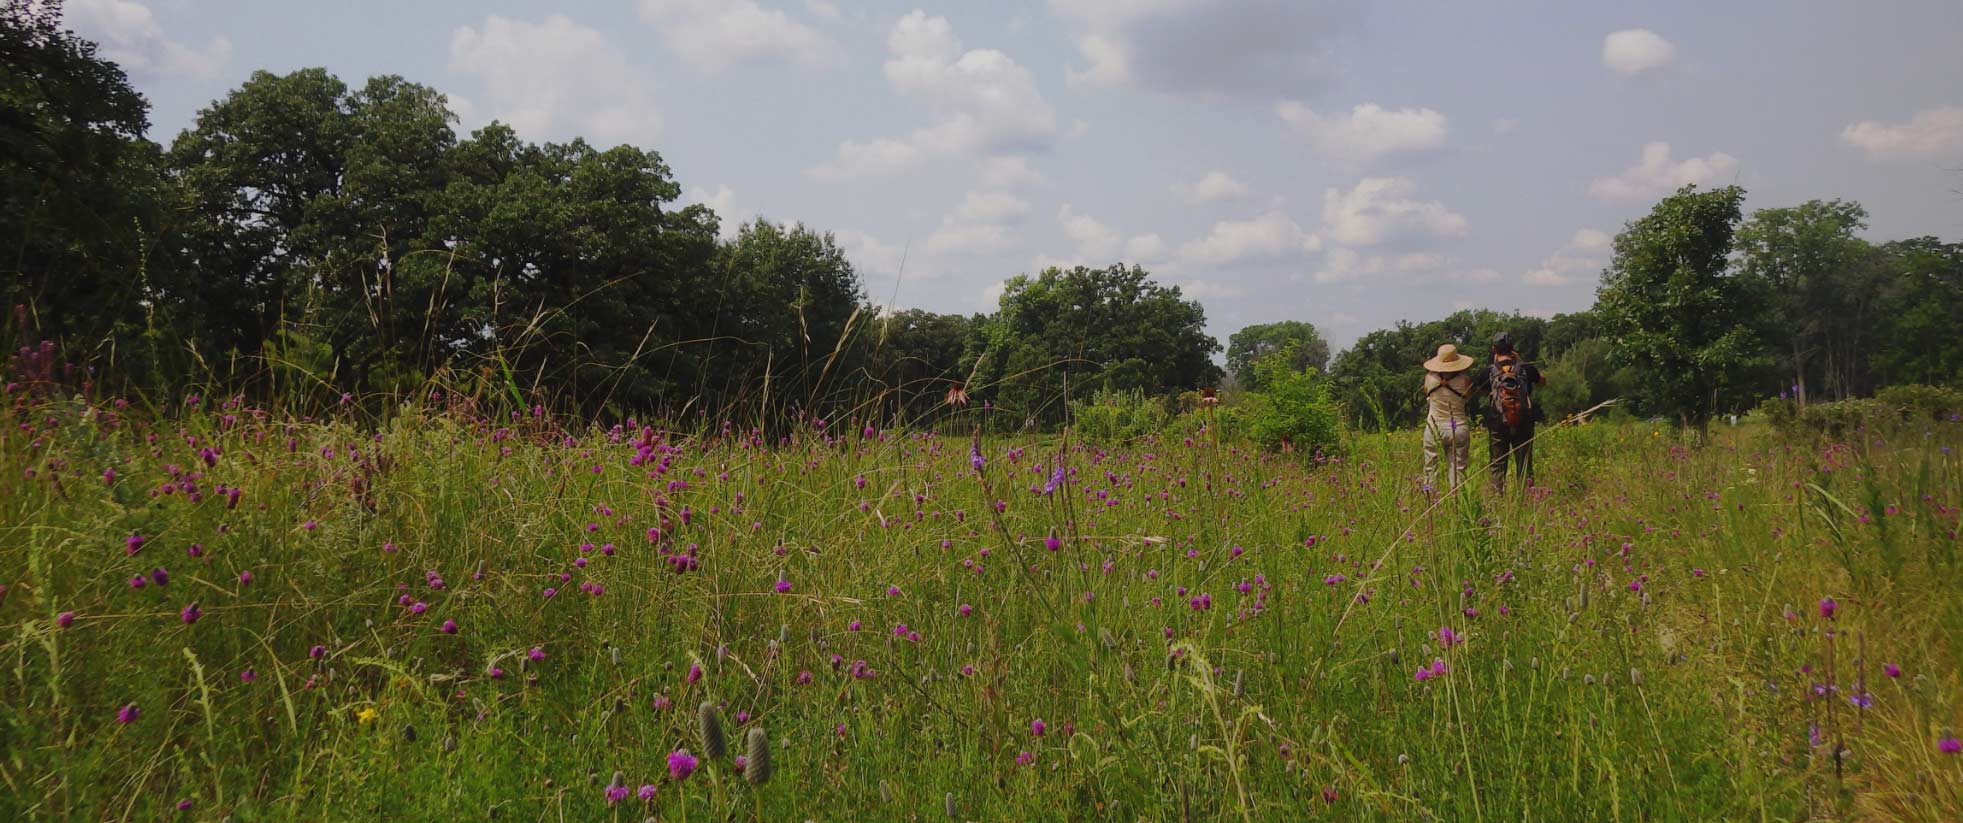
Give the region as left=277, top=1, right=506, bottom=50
left=180, top=602, right=201, bottom=624
left=56, top=611, right=75, bottom=629
left=1031, top=718, right=1046, bottom=736
left=1818, top=596, right=1838, bottom=619
left=667, top=749, right=699, bottom=780
left=116, top=703, right=139, bottom=724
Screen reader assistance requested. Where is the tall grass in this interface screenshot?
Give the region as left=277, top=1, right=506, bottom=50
left=1, top=387, right=1959, bottom=820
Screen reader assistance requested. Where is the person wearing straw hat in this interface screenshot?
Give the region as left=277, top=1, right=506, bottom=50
left=1420, top=343, right=1476, bottom=490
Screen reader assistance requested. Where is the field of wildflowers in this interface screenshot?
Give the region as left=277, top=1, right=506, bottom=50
left=2, top=391, right=1960, bottom=820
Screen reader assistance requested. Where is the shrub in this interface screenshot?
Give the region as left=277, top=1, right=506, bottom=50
left=1246, top=358, right=1340, bottom=455
left=1070, top=388, right=1171, bottom=443
left=1876, top=384, right=1963, bottom=421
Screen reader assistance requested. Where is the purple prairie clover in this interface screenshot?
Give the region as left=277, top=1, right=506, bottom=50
left=1819, top=597, right=1838, bottom=619
left=151, top=567, right=170, bottom=586
left=440, top=619, right=458, bottom=634
left=528, top=647, right=546, bottom=662
left=116, top=703, right=139, bottom=724
left=1044, top=533, right=1062, bottom=551
left=1031, top=718, right=1047, bottom=736
left=309, top=644, right=326, bottom=660
left=604, top=784, right=629, bottom=805
left=667, top=749, right=699, bottom=780
left=125, top=534, right=145, bottom=555
left=1941, top=734, right=1962, bottom=754
left=687, top=664, right=703, bottom=683
left=239, top=668, right=257, bottom=684
left=56, top=611, right=75, bottom=629
left=637, top=784, right=656, bottom=800
left=1885, top=663, right=1902, bottom=678
left=129, top=575, right=147, bottom=589
left=180, top=602, right=201, bottom=624
left=774, top=578, right=792, bottom=594
left=237, top=570, right=254, bottom=586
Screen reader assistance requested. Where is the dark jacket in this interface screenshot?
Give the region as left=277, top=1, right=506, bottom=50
left=1474, top=354, right=1545, bottom=432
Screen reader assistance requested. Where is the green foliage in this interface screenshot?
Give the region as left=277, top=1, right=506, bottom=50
left=1734, top=199, right=1879, bottom=402
left=1596, top=185, right=1767, bottom=427
left=1326, top=309, right=1545, bottom=431
left=1068, top=388, right=1171, bottom=443
left=1245, top=353, right=1340, bottom=454
left=1226, top=321, right=1328, bottom=390
left=967, top=264, right=1221, bottom=430
left=1875, top=384, right=1963, bottom=421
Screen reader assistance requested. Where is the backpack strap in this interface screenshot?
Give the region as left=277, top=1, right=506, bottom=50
left=1425, top=372, right=1465, bottom=398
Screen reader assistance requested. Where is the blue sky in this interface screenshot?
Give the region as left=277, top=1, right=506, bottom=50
left=64, top=0, right=1963, bottom=348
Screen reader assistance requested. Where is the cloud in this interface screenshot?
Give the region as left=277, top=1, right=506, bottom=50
left=1310, top=248, right=1448, bottom=284
left=1586, top=142, right=1738, bottom=201
left=924, top=221, right=1012, bottom=256
left=1052, top=0, right=1358, bottom=99
left=1602, top=28, right=1675, bottom=76
left=1174, top=170, right=1251, bottom=203
left=954, top=191, right=1031, bottom=223
left=682, top=184, right=749, bottom=240
left=1568, top=228, right=1611, bottom=250
left=1521, top=230, right=1606, bottom=287
left=1059, top=204, right=1121, bottom=261
left=1841, top=106, right=1963, bottom=159
left=978, top=156, right=1049, bottom=189
left=1176, top=210, right=1323, bottom=267
left=834, top=229, right=908, bottom=277
left=804, top=0, right=841, bottom=18
left=813, top=11, right=1058, bottom=178
left=1493, top=117, right=1519, bottom=135
left=1125, top=233, right=1167, bottom=261
left=1177, top=280, right=1246, bottom=300
left=64, top=0, right=231, bottom=80
left=637, top=0, right=839, bottom=71
left=450, top=15, right=662, bottom=145
left=1276, top=102, right=1450, bottom=169
left=1320, top=177, right=1469, bottom=247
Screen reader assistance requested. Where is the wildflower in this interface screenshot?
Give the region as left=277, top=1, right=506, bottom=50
left=1015, top=750, right=1035, bottom=766
left=56, top=611, right=75, bottom=629
left=116, top=703, right=139, bottom=724
left=687, top=664, right=702, bottom=683
left=1044, top=533, right=1062, bottom=551
left=151, top=567, right=170, bottom=586
left=528, top=647, right=546, bottom=662
left=958, top=604, right=973, bottom=617
left=440, top=619, right=458, bottom=634
left=1031, top=718, right=1047, bottom=736
left=1436, top=626, right=1461, bottom=648
left=410, top=601, right=427, bottom=615
left=129, top=575, right=146, bottom=589
left=176, top=798, right=192, bottom=812
left=604, top=784, right=629, bottom=806
left=774, top=578, right=792, bottom=594
left=238, top=570, right=254, bottom=586
left=1884, top=663, right=1901, bottom=678
left=637, top=784, right=657, bottom=800
left=180, top=602, right=201, bottom=624
left=1818, top=597, right=1838, bottom=619
left=667, top=749, right=699, bottom=780
left=970, top=441, right=985, bottom=472
left=1941, top=733, right=1962, bottom=754
left=239, top=668, right=257, bottom=684
left=946, top=383, right=969, bottom=407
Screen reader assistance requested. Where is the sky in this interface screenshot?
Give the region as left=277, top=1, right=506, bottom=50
left=60, top=0, right=1963, bottom=350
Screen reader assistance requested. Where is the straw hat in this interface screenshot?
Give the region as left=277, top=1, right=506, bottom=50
left=1424, top=343, right=1474, bottom=373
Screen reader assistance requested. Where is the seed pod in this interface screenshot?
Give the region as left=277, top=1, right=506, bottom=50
left=698, top=701, right=727, bottom=760
left=945, top=792, right=958, bottom=820
left=1231, top=670, right=1244, bottom=699
left=880, top=780, right=893, bottom=804
left=403, top=723, right=417, bottom=743
left=1529, top=656, right=1540, bottom=670
left=610, top=646, right=621, bottom=667
left=744, top=727, right=772, bottom=785
left=1628, top=668, right=1643, bottom=686
left=1388, top=647, right=1400, bottom=664
left=443, top=733, right=458, bottom=753
left=609, top=770, right=625, bottom=789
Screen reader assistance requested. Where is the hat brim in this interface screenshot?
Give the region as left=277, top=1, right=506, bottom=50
left=1424, top=354, right=1474, bottom=372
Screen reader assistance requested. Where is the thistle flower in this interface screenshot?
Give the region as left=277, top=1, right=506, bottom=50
left=744, top=726, right=772, bottom=785
left=667, top=749, right=699, bottom=780
left=698, top=701, right=727, bottom=759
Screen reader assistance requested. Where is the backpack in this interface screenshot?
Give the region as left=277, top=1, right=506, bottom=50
left=1492, top=359, right=1532, bottom=429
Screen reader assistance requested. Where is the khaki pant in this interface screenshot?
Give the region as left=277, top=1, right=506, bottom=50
left=1488, top=424, right=1535, bottom=492
left=1423, top=416, right=1471, bottom=490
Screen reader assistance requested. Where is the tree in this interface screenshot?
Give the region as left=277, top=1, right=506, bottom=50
left=866, top=308, right=976, bottom=421
left=1325, top=309, right=1547, bottom=431
left=1596, top=185, right=1766, bottom=428
left=968, top=264, right=1221, bottom=429
left=1227, top=321, right=1329, bottom=390
left=1870, top=238, right=1963, bottom=389
left=1246, top=346, right=1340, bottom=454
left=1, top=0, right=178, bottom=382
left=707, top=219, right=866, bottom=412
left=1735, top=199, right=1876, bottom=402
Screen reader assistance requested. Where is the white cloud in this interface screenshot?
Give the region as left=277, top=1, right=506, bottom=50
left=1052, top=0, right=1356, bottom=99
left=1842, top=106, right=1963, bottom=159
left=1175, top=170, right=1251, bottom=203
left=1177, top=280, right=1246, bottom=300
left=814, top=11, right=1057, bottom=178
left=978, top=156, right=1049, bottom=189
left=450, top=15, right=662, bottom=145
left=1493, top=117, right=1520, bottom=136
left=1276, top=102, right=1450, bottom=169
left=1311, top=248, right=1448, bottom=284
left=683, top=184, right=750, bottom=240
left=1521, top=230, right=1607, bottom=287
left=1602, top=28, right=1675, bottom=76
left=637, top=0, right=838, bottom=71
left=1176, top=210, right=1323, bottom=267
left=924, top=221, right=1012, bottom=256
left=980, top=279, right=1011, bottom=309
left=834, top=229, right=908, bottom=277
left=1448, top=267, right=1504, bottom=283
left=1586, top=142, right=1738, bottom=201
left=65, top=0, right=231, bottom=79
left=1125, top=233, right=1167, bottom=261
left=954, top=191, right=1030, bottom=223
left=1320, top=177, right=1469, bottom=247
left=1569, top=228, right=1611, bottom=250
left=804, top=0, right=841, bottom=18
left=1059, top=204, right=1121, bottom=261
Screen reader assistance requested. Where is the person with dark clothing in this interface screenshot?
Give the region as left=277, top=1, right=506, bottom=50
left=1474, top=332, right=1545, bottom=492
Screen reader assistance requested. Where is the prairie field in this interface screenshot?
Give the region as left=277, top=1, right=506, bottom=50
left=2, top=393, right=1960, bottom=821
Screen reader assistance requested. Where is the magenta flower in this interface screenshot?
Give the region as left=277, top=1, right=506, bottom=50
left=774, top=578, right=792, bottom=594
left=528, top=647, right=546, bottom=661
left=1819, top=597, right=1838, bottom=619
left=604, top=784, right=629, bottom=805
left=1044, top=533, right=1061, bottom=551
left=667, top=749, right=699, bottom=780
left=1031, top=718, right=1047, bottom=736
left=180, top=602, right=201, bottom=624
left=56, top=611, right=75, bottom=629
left=687, top=664, right=702, bottom=684
left=239, top=668, right=256, bottom=683
left=309, top=644, right=326, bottom=660
left=958, top=604, right=973, bottom=617
left=116, top=703, right=139, bottom=724
left=440, top=619, right=458, bottom=634
left=637, top=784, right=656, bottom=800
left=1884, top=663, right=1901, bottom=678
left=409, top=601, right=427, bottom=615
left=150, top=567, right=170, bottom=586
left=237, top=570, right=254, bottom=586
left=125, top=534, right=145, bottom=555
left=1940, top=734, right=1961, bottom=754
left=1015, top=750, right=1034, bottom=766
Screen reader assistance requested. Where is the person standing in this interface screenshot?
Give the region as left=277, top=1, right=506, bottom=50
left=1420, top=344, right=1475, bottom=490
left=1478, top=332, right=1545, bottom=492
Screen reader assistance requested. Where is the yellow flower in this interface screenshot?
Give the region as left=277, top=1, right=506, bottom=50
left=355, top=706, right=379, bottom=725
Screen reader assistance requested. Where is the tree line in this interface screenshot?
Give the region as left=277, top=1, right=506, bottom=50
left=6, top=2, right=1958, bottom=431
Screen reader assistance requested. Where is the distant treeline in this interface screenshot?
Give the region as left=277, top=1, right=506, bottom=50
left=4, top=2, right=1959, bottom=431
